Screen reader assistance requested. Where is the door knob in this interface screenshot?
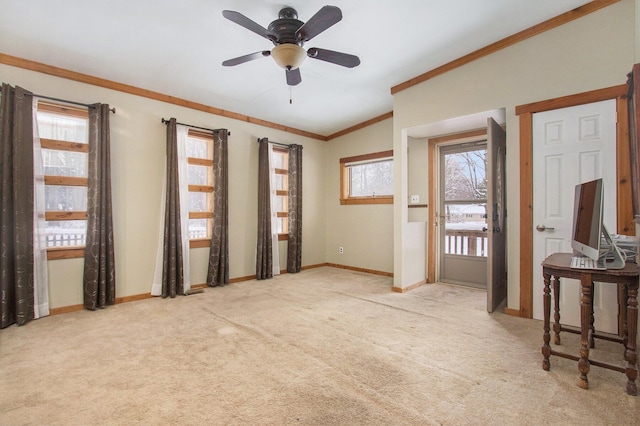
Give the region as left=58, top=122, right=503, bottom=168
left=536, top=224, right=555, bottom=232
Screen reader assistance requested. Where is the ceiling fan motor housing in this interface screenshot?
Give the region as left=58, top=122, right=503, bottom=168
left=278, top=7, right=298, bottom=19
left=269, top=7, right=304, bottom=45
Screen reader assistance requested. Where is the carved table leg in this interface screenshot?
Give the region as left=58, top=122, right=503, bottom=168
left=578, top=273, right=592, bottom=389
left=553, top=276, right=561, bottom=345
left=589, top=281, right=595, bottom=349
left=622, top=284, right=629, bottom=353
left=625, top=281, right=638, bottom=396
left=542, top=272, right=552, bottom=371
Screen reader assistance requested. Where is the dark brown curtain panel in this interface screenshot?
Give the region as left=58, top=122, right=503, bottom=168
left=83, top=104, right=116, bottom=310
left=161, top=118, right=184, bottom=297
left=287, top=144, right=303, bottom=273
left=0, top=84, right=35, bottom=328
left=256, top=138, right=272, bottom=280
left=207, top=129, right=229, bottom=286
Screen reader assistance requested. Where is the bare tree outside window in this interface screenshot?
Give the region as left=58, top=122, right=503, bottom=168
left=444, top=149, right=487, bottom=202
left=442, top=147, right=488, bottom=257
left=349, top=159, right=393, bottom=197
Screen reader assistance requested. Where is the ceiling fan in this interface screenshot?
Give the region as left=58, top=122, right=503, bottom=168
left=221, top=5, right=360, bottom=86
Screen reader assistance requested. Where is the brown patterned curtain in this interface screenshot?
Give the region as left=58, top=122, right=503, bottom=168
left=256, top=138, right=272, bottom=280
left=0, top=84, right=35, bottom=328
left=287, top=144, right=303, bottom=273
left=160, top=118, right=185, bottom=297
left=207, top=129, right=229, bottom=286
left=83, top=104, right=116, bottom=310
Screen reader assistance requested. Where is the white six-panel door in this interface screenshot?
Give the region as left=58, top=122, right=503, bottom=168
left=532, top=99, right=618, bottom=333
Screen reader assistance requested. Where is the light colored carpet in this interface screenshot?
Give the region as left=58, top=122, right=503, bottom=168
left=0, top=267, right=637, bottom=425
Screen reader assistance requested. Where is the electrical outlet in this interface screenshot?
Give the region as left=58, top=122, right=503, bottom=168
left=339, top=247, right=344, bottom=254
left=411, top=195, right=419, bottom=203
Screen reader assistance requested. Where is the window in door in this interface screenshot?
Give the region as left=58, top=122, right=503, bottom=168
left=441, top=144, right=488, bottom=257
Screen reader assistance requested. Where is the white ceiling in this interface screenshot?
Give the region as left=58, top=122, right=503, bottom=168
left=1, top=0, right=592, bottom=137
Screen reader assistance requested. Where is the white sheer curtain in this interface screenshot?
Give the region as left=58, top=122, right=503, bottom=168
left=268, top=143, right=280, bottom=276
left=152, top=124, right=191, bottom=295
left=32, top=98, right=49, bottom=318
left=176, top=125, right=191, bottom=293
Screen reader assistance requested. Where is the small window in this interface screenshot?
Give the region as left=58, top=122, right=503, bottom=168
left=273, top=147, right=289, bottom=240
left=186, top=129, right=214, bottom=248
left=36, top=101, right=89, bottom=260
left=340, top=150, right=393, bottom=205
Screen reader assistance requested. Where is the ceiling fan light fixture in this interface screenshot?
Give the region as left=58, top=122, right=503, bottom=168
left=271, top=44, right=306, bottom=70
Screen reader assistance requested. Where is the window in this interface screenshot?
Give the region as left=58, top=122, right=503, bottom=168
left=340, top=150, right=393, bottom=205
left=36, top=101, right=89, bottom=260
left=441, top=144, right=488, bottom=257
left=272, top=147, right=289, bottom=240
left=186, top=129, right=214, bottom=248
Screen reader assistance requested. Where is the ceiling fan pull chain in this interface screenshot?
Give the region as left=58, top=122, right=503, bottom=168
left=289, top=86, right=293, bottom=104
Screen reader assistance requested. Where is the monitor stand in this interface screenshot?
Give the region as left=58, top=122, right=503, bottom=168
left=600, top=225, right=625, bottom=269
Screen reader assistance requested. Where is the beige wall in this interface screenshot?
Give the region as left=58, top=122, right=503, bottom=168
left=3, top=1, right=639, bottom=310
left=407, top=137, right=429, bottom=223
left=392, top=0, right=636, bottom=305
left=1, top=63, right=326, bottom=308
left=324, top=118, right=394, bottom=273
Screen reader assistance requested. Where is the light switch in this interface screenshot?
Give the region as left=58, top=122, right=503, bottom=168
left=411, top=195, right=419, bottom=203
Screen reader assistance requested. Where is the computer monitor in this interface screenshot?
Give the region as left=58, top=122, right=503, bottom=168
left=571, top=178, right=603, bottom=261
left=571, top=178, right=625, bottom=269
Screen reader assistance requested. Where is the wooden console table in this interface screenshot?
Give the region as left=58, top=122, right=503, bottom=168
left=541, top=252, right=639, bottom=395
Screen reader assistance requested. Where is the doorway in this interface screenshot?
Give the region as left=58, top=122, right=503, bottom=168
left=531, top=99, right=618, bottom=332
left=414, top=111, right=506, bottom=313
left=438, top=141, right=488, bottom=289
left=516, top=84, right=633, bottom=319
left=432, top=117, right=507, bottom=313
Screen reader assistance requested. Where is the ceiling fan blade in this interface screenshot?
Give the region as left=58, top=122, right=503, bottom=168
left=307, top=48, right=360, bottom=68
left=222, top=51, right=271, bottom=67
left=286, top=68, right=302, bottom=86
left=222, top=10, right=274, bottom=42
left=295, top=6, right=342, bottom=42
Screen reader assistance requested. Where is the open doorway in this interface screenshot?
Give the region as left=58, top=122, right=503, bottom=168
left=431, top=119, right=506, bottom=312
left=438, top=141, right=488, bottom=289
left=403, top=109, right=506, bottom=312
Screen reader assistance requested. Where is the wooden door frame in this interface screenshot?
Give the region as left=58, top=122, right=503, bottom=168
left=515, top=84, right=631, bottom=318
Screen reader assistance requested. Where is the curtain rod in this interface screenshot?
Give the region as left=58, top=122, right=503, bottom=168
left=257, top=138, right=291, bottom=148
left=161, top=118, right=230, bottom=136
left=30, top=93, right=116, bottom=113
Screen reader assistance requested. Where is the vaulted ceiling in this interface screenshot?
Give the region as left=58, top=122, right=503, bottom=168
left=1, top=0, right=594, bottom=137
